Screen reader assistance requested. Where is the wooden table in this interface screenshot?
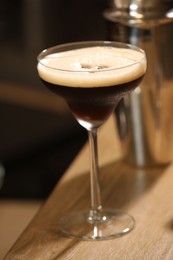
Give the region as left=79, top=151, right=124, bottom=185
left=4, top=116, right=173, bottom=260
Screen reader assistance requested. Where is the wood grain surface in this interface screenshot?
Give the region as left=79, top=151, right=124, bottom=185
left=4, top=116, right=173, bottom=260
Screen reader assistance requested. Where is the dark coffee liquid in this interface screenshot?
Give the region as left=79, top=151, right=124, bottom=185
left=41, top=76, right=143, bottom=126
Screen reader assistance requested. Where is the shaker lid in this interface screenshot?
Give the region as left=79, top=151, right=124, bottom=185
left=104, top=0, right=173, bottom=28
left=108, top=0, right=173, bottom=15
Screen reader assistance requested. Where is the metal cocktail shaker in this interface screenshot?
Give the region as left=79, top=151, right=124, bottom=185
left=104, top=0, right=173, bottom=167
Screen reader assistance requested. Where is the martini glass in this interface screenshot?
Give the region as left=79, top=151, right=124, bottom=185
left=37, top=41, right=146, bottom=240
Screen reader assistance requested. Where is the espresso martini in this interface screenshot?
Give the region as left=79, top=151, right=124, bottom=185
left=37, top=41, right=147, bottom=240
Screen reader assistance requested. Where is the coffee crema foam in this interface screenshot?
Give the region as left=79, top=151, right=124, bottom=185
left=37, top=46, right=146, bottom=88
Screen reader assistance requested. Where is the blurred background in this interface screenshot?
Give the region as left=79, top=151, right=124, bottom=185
left=0, top=0, right=107, bottom=257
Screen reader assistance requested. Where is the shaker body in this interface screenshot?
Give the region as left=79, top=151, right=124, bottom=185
left=104, top=10, right=173, bottom=166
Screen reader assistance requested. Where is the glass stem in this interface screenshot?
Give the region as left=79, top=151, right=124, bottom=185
left=88, top=128, right=102, bottom=217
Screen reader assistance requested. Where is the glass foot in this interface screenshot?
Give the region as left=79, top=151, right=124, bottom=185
left=59, top=209, right=135, bottom=240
